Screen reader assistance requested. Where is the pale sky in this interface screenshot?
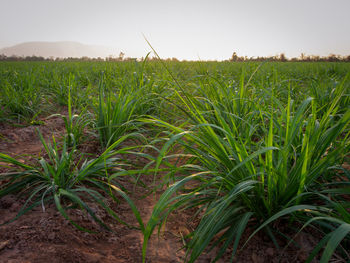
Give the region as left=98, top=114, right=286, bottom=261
left=1, top=0, right=349, bottom=60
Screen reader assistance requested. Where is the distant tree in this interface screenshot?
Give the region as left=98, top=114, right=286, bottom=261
left=311, top=55, right=320, bottom=61
left=230, top=52, right=238, bottom=62
left=329, top=54, right=341, bottom=62
left=279, top=53, right=287, bottom=62
left=118, top=52, right=125, bottom=61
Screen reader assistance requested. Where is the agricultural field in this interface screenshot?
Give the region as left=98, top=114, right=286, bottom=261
left=0, top=60, right=349, bottom=262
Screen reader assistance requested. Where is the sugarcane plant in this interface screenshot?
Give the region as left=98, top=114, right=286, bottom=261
left=0, top=129, right=144, bottom=233
left=142, top=70, right=350, bottom=262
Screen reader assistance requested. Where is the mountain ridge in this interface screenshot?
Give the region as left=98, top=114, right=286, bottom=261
left=0, top=41, right=119, bottom=58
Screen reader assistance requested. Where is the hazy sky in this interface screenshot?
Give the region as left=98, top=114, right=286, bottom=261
left=1, top=0, right=350, bottom=60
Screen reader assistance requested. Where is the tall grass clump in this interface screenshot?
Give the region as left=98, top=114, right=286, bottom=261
left=95, top=57, right=166, bottom=148
left=0, top=130, right=144, bottom=232
left=95, top=78, right=141, bottom=148
left=142, top=69, right=350, bottom=262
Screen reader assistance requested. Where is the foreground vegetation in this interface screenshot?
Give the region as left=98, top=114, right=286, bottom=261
left=0, top=60, right=349, bottom=262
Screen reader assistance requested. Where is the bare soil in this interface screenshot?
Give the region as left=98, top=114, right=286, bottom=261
left=0, top=114, right=323, bottom=263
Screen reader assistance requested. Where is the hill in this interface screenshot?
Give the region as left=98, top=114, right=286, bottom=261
left=0, top=41, right=118, bottom=58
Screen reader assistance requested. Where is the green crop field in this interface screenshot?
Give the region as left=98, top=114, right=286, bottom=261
left=0, top=60, right=349, bottom=262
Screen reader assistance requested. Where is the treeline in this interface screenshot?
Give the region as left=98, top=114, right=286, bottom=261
left=0, top=54, right=137, bottom=62
left=1, top=53, right=350, bottom=62
left=229, top=52, right=350, bottom=62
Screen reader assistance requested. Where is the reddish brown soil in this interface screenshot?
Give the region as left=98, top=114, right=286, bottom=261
left=0, top=114, right=325, bottom=263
